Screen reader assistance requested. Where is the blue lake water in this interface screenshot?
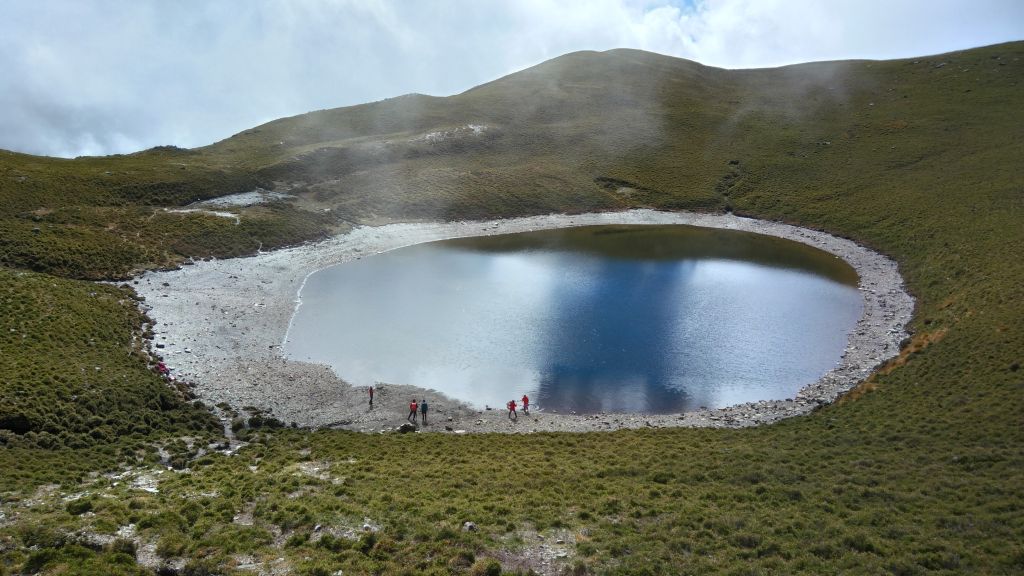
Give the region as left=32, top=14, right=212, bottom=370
left=283, top=225, right=863, bottom=414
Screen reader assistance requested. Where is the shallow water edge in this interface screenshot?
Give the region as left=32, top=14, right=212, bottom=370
left=133, top=210, right=915, bottom=433
left=284, top=225, right=864, bottom=414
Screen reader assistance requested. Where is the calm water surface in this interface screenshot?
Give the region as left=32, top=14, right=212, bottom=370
left=284, top=225, right=862, bottom=414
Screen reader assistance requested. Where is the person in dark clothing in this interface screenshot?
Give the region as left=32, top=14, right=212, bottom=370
left=368, top=385, right=374, bottom=406
left=420, top=399, right=428, bottom=425
left=408, top=400, right=418, bottom=422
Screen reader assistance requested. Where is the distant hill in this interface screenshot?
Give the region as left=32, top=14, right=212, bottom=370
left=4, top=41, right=1022, bottom=278
left=1, top=42, right=1022, bottom=574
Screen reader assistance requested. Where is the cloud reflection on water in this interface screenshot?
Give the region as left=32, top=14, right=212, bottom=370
left=284, top=226, right=862, bottom=413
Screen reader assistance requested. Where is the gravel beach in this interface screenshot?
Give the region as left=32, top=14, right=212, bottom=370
left=134, top=209, right=914, bottom=434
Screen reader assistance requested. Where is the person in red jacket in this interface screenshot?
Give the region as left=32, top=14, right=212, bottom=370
left=507, top=399, right=517, bottom=420
left=521, top=394, right=529, bottom=415
left=408, top=399, right=418, bottom=422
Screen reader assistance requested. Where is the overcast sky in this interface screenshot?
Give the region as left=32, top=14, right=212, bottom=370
left=2, top=0, right=1022, bottom=158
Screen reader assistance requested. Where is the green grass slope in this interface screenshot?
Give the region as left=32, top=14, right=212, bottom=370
left=0, top=147, right=338, bottom=279
left=0, top=42, right=1022, bottom=574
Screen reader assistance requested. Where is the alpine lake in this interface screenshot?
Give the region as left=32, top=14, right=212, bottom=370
left=283, top=225, right=862, bottom=414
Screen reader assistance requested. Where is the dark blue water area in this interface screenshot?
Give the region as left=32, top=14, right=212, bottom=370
left=283, top=225, right=863, bottom=414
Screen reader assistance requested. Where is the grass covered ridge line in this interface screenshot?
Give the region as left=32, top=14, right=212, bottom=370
left=1, top=42, right=1023, bottom=574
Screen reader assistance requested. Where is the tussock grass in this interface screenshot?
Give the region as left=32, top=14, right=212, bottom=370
left=1, top=42, right=1023, bottom=574
left=0, top=268, right=219, bottom=454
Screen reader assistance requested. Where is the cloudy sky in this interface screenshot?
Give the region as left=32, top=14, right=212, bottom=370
left=2, top=0, right=1022, bottom=158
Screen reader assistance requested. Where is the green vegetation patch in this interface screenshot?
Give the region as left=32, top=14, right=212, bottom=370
left=0, top=42, right=1022, bottom=574
left=0, top=267, right=220, bottom=453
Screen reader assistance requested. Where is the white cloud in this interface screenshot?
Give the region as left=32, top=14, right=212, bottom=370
left=0, top=0, right=1021, bottom=157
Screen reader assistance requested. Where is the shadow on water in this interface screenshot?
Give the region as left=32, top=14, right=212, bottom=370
left=443, top=225, right=859, bottom=286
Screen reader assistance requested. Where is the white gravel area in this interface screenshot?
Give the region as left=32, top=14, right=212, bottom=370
left=187, top=189, right=295, bottom=208
left=133, top=209, right=914, bottom=433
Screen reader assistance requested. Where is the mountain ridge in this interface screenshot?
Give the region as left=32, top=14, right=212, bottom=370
left=0, top=40, right=1021, bottom=574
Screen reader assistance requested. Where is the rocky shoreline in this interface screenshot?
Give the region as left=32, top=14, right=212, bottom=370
left=133, top=209, right=914, bottom=434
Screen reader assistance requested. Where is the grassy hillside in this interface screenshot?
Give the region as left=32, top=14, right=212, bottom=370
left=0, top=42, right=1022, bottom=574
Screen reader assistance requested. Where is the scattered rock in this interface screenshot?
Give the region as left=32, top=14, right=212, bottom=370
left=135, top=210, right=911, bottom=433
left=463, top=521, right=478, bottom=532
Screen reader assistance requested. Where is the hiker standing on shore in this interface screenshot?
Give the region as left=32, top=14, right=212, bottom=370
left=521, top=394, right=529, bottom=415
left=420, top=399, right=429, bottom=425
left=408, top=399, right=418, bottom=422
left=507, top=399, right=517, bottom=420
left=368, top=385, right=374, bottom=406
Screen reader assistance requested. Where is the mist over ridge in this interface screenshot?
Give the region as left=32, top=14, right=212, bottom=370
left=3, top=0, right=1023, bottom=157
left=0, top=20, right=1022, bottom=575
left=3, top=40, right=1022, bottom=241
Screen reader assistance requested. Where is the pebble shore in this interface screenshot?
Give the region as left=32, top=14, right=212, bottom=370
left=134, top=209, right=914, bottom=434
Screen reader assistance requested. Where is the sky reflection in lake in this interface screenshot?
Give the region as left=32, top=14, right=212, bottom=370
left=284, top=225, right=862, bottom=413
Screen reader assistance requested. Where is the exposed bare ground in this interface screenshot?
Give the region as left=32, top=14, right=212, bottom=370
left=134, top=210, right=913, bottom=433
